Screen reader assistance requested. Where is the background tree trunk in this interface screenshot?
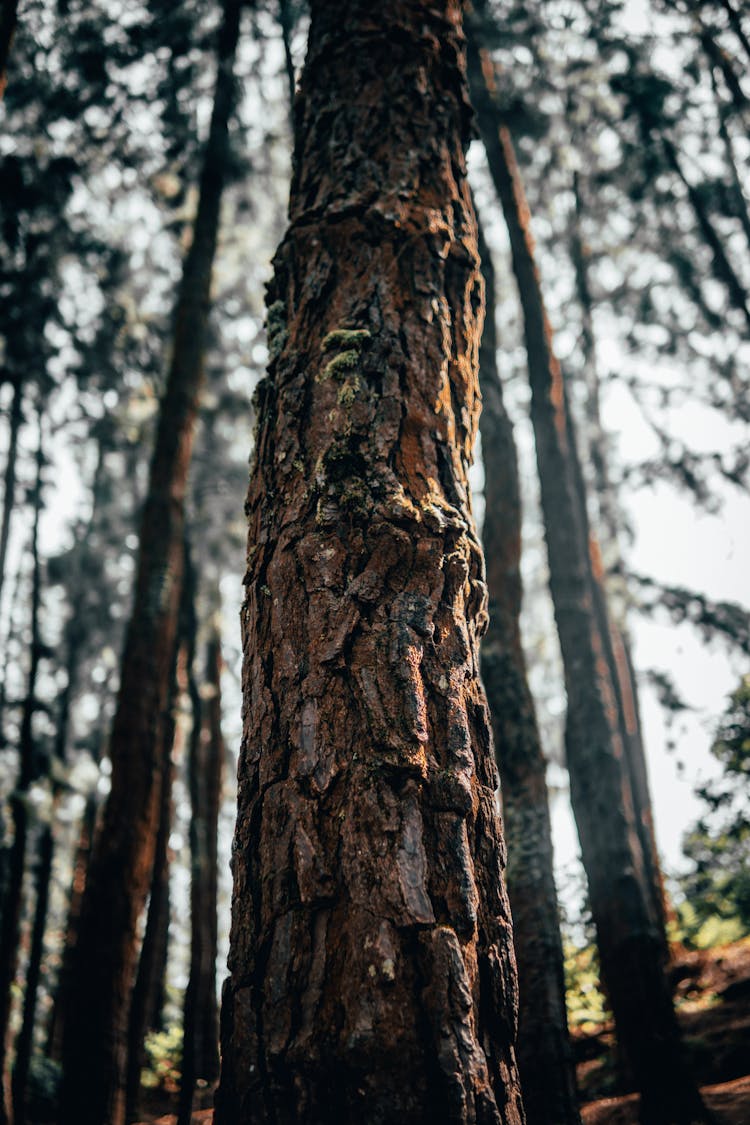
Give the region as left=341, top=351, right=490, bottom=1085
left=216, top=3, right=524, bottom=1122
left=59, top=3, right=241, bottom=1120
left=0, top=422, right=43, bottom=1125
left=124, top=705, right=175, bottom=1124
left=178, top=592, right=223, bottom=1125
left=466, top=33, right=708, bottom=1120
left=477, top=215, right=581, bottom=1125
left=0, top=378, right=23, bottom=610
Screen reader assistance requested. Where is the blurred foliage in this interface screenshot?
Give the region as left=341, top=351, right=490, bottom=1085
left=563, top=938, right=610, bottom=1031
left=141, top=1022, right=183, bottom=1093
left=676, top=675, right=750, bottom=946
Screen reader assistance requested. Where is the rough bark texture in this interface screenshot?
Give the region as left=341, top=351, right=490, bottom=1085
left=178, top=616, right=223, bottom=1125
left=0, top=428, right=42, bottom=1125
left=58, top=4, right=241, bottom=1121
left=467, top=33, right=708, bottom=1124
left=476, top=218, right=580, bottom=1125
left=216, top=4, right=524, bottom=1123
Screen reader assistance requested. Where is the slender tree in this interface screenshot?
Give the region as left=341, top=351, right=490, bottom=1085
left=0, top=379, right=22, bottom=611
left=123, top=705, right=175, bottom=1125
left=477, top=216, right=580, bottom=1125
left=466, top=25, right=709, bottom=1122
left=216, top=3, right=524, bottom=1122
left=0, top=0, right=17, bottom=97
left=0, top=418, right=43, bottom=1125
left=178, top=594, right=223, bottom=1125
left=59, top=2, right=242, bottom=1120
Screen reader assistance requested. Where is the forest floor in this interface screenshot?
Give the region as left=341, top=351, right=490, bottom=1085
left=134, top=938, right=750, bottom=1124
left=577, top=936, right=750, bottom=1123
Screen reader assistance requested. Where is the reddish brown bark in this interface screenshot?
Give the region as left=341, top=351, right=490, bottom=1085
left=58, top=4, right=241, bottom=1121
left=477, top=217, right=580, bottom=1125
left=178, top=610, right=223, bottom=1125
left=216, top=4, right=524, bottom=1123
left=467, top=32, right=709, bottom=1122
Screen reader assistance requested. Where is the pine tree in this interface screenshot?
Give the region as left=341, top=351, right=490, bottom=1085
left=216, top=3, right=524, bottom=1121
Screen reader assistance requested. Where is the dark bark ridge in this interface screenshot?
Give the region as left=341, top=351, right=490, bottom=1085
left=477, top=218, right=581, bottom=1125
left=217, top=4, right=524, bottom=1123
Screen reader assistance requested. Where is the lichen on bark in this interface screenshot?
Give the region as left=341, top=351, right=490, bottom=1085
left=216, top=3, right=525, bottom=1123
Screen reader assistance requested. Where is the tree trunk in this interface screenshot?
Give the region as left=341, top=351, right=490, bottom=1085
left=45, top=793, right=97, bottom=1062
left=467, top=35, right=708, bottom=1123
left=10, top=821, right=52, bottom=1125
left=477, top=216, right=580, bottom=1125
left=58, top=4, right=242, bottom=1121
left=569, top=174, right=670, bottom=948
left=0, top=424, right=43, bottom=1125
left=178, top=606, right=223, bottom=1125
left=216, top=4, right=524, bottom=1123
left=124, top=712, right=175, bottom=1125
left=0, top=378, right=23, bottom=612
left=0, top=0, right=18, bottom=98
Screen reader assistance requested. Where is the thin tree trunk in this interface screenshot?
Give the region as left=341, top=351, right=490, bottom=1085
left=124, top=709, right=175, bottom=1125
left=45, top=793, right=97, bottom=1062
left=59, top=4, right=242, bottom=1121
left=0, top=0, right=18, bottom=98
left=477, top=215, right=580, bottom=1125
left=0, top=379, right=23, bottom=612
left=0, top=422, right=43, bottom=1125
left=10, top=821, right=52, bottom=1125
left=278, top=0, right=296, bottom=127
left=567, top=183, right=669, bottom=946
left=178, top=589, right=222, bottom=1125
left=216, top=4, right=524, bottom=1122
left=11, top=436, right=111, bottom=1108
left=466, top=27, right=708, bottom=1123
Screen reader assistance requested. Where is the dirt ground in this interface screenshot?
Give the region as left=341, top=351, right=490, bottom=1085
left=577, top=937, right=750, bottom=1122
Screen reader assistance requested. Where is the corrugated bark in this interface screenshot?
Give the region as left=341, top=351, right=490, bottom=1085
left=477, top=217, right=580, bottom=1125
left=58, top=3, right=241, bottom=1121
left=467, top=32, right=709, bottom=1123
left=216, top=4, right=524, bottom=1123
